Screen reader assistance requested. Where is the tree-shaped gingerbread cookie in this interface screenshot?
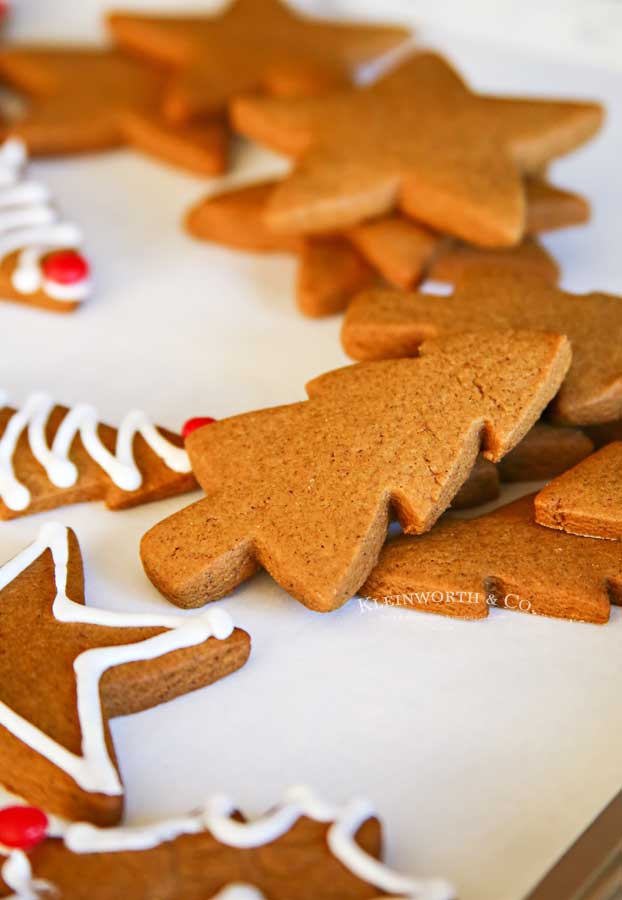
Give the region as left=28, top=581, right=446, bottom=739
left=141, top=331, right=571, bottom=612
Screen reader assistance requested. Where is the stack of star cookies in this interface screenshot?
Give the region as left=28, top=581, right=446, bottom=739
left=0, top=0, right=412, bottom=175
left=180, top=41, right=600, bottom=316
left=0, top=0, right=600, bottom=318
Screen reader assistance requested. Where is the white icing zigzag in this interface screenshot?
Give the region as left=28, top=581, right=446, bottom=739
left=1, top=786, right=455, bottom=900
left=0, top=523, right=235, bottom=795
left=0, top=391, right=192, bottom=512
left=0, top=139, right=90, bottom=303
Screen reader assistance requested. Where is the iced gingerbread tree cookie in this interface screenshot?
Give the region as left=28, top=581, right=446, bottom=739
left=0, top=139, right=90, bottom=312
left=0, top=785, right=453, bottom=900
left=0, top=391, right=198, bottom=519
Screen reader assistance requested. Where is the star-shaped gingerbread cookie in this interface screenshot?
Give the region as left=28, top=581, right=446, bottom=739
left=342, top=264, right=622, bottom=425
left=0, top=47, right=228, bottom=174
left=186, top=175, right=581, bottom=316
left=362, top=493, right=622, bottom=624
left=232, top=52, right=602, bottom=246
left=108, top=0, right=411, bottom=124
left=0, top=523, right=250, bottom=825
left=141, top=331, right=570, bottom=612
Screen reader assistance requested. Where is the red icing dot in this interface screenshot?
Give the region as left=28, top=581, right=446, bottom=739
left=41, top=250, right=90, bottom=285
left=0, top=806, right=49, bottom=850
left=182, top=416, right=216, bottom=439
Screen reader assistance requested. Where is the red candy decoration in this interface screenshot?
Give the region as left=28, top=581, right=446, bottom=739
left=182, top=416, right=216, bottom=439
left=41, top=250, right=90, bottom=285
left=0, top=806, right=49, bottom=850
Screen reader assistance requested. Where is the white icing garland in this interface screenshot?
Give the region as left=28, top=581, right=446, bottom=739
left=0, top=522, right=235, bottom=796
left=0, top=786, right=454, bottom=900
left=0, top=138, right=91, bottom=303
left=0, top=391, right=192, bottom=511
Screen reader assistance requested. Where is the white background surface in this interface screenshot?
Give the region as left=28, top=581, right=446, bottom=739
left=2, top=4, right=622, bottom=900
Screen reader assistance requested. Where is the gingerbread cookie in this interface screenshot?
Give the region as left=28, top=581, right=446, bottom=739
left=185, top=179, right=379, bottom=315
left=231, top=52, right=602, bottom=245
left=297, top=236, right=376, bottom=317
left=498, top=422, right=594, bottom=482
left=535, top=443, right=622, bottom=540
left=451, top=456, right=500, bottom=510
left=584, top=420, right=622, bottom=449
left=347, top=216, right=442, bottom=290
left=0, top=523, right=250, bottom=825
left=120, top=111, right=228, bottom=177
left=108, top=0, right=411, bottom=125
left=345, top=177, right=578, bottom=289
left=428, top=237, right=559, bottom=285
left=362, top=494, right=622, bottom=623
left=301, top=234, right=558, bottom=311
left=0, top=47, right=228, bottom=175
left=140, top=331, right=570, bottom=612
left=187, top=175, right=586, bottom=265
left=342, top=265, right=622, bottom=424
left=0, top=392, right=198, bottom=519
left=0, top=785, right=452, bottom=900
left=0, top=139, right=91, bottom=312
left=185, top=180, right=301, bottom=254
left=523, top=177, right=590, bottom=233
left=450, top=423, right=594, bottom=510
left=186, top=179, right=562, bottom=316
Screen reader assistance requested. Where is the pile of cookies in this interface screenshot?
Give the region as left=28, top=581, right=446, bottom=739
left=0, top=0, right=620, bottom=897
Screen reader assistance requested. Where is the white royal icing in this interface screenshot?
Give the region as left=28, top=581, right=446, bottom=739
left=0, top=786, right=454, bottom=900
left=0, top=391, right=192, bottom=511
left=0, top=522, right=235, bottom=797
left=1, top=851, right=52, bottom=900
left=0, top=138, right=90, bottom=303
